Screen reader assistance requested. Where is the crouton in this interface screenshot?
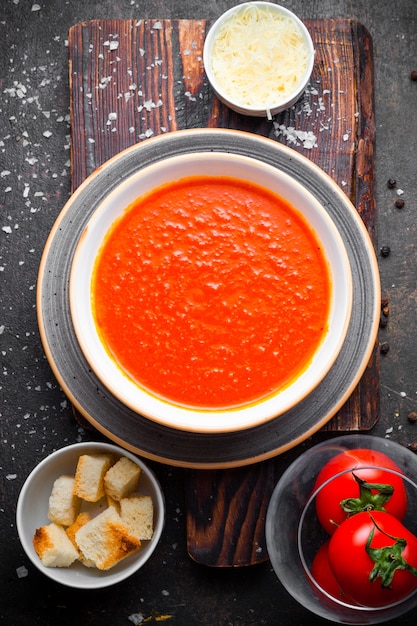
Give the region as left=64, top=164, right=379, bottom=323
left=104, top=456, right=141, bottom=501
left=75, top=506, right=141, bottom=570
left=106, top=493, right=120, bottom=512
left=33, top=523, right=79, bottom=568
left=73, top=453, right=114, bottom=502
left=120, top=495, right=154, bottom=541
left=48, top=475, right=81, bottom=526
left=66, top=512, right=95, bottom=567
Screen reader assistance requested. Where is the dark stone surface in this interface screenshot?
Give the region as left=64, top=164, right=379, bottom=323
left=1, top=1, right=417, bottom=624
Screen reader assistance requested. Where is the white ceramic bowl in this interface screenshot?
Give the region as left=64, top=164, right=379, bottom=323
left=203, top=2, right=315, bottom=118
left=69, top=150, right=352, bottom=434
left=16, top=442, right=165, bottom=589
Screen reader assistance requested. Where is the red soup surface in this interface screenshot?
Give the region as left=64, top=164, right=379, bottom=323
left=92, top=176, right=331, bottom=408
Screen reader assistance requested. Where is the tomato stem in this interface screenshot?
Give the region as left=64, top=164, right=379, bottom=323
left=366, top=515, right=417, bottom=588
left=340, top=473, right=394, bottom=515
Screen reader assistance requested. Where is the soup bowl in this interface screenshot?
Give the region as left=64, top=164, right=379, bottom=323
left=69, top=151, right=352, bottom=433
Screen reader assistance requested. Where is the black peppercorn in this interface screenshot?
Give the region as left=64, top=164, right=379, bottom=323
left=380, top=246, right=391, bottom=257
left=379, top=316, right=388, bottom=329
left=410, top=70, right=417, bottom=81
left=395, top=198, right=405, bottom=209
left=387, top=178, right=397, bottom=188
left=380, top=342, right=390, bottom=354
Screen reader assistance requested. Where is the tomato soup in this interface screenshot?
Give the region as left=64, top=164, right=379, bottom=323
left=91, top=176, right=331, bottom=408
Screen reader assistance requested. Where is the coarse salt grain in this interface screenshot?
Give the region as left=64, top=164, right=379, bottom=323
left=273, top=123, right=317, bottom=149
left=128, top=615, right=144, bottom=625
left=16, top=566, right=28, bottom=578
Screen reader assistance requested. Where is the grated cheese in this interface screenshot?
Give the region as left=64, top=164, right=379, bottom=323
left=210, top=5, right=309, bottom=111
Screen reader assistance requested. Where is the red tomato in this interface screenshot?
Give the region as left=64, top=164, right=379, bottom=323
left=311, top=540, right=355, bottom=603
left=314, top=449, right=407, bottom=534
left=328, top=511, right=417, bottom=607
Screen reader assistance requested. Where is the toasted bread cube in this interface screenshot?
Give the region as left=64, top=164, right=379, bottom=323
left=104, top=456, right=141, bottom=501
left=120, top=495, right=154, bottom=541
left=106, top=493, right=120, bottom=512
left=33, top=523, right=79, bottom=568
left=66, top=512, right=95, bottom=567
left=73, top=453, right=114, bottom=502
left=66, top=511, right=91, bottom=546
left=75, top=506, right=141, bottom=570
left=48, top=475, right=81, bottom=526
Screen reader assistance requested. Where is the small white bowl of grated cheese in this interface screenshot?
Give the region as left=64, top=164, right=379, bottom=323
left=203, top=2, right=315, bottom=119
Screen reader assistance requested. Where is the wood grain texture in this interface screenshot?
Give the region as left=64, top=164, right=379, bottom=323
left=185, top=460, right=276, bottom=567
left=68, top=18, right=378, bottom=566
left=68, top=18, right=378, bottom=433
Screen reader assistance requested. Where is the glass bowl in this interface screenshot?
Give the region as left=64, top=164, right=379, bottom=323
left=265, top=435, right=417, bottom=623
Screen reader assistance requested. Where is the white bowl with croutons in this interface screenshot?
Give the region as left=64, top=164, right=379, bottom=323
left=16, top=442, right=165, bottom=589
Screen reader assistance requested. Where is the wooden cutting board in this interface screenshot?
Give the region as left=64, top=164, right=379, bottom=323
left=68, top=18, right=378, bottom=567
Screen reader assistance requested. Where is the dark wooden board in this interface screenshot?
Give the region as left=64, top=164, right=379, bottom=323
left=68, top=18, right=378, bottom=567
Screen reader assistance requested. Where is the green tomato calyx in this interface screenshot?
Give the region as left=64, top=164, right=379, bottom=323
left=340, top=473, right=394, bottom=515
left=366, top=516, right=417, bottom=588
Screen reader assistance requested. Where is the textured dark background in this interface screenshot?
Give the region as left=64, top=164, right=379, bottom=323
left=1, top=1, right=417, bottom=624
